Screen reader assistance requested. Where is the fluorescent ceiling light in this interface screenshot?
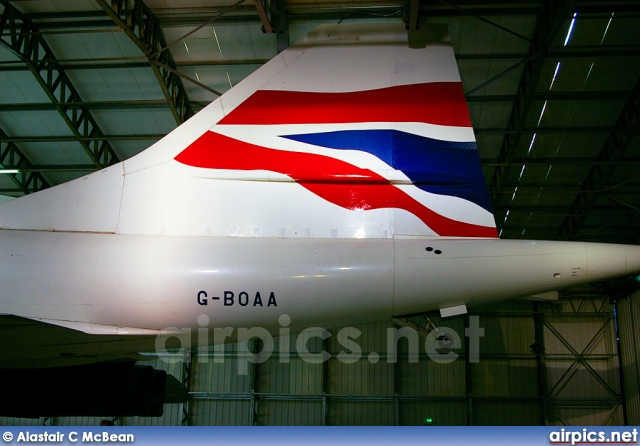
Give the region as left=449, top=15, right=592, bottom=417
left=564, top=13, right=577, bottom=46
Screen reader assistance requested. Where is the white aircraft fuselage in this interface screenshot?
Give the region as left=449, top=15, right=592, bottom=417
left=2, top=230, right=639, bottom=348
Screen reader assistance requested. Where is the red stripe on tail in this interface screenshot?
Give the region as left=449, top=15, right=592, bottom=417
left=219, top=83, right=472, bottom=127
left=175, top=132, right=498, bottom=238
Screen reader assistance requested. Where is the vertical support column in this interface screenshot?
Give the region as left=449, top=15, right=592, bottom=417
left=613, top=301, right=628, bottom=426
left=533, top=302, right=549, bottom=425
left=181, top=348, right=194, bottom=426
left=322, top=336, right=329, bottom=426
left=392, top=321, right=401, bottom=426
left=393, top=357, right=400, bottom=426
left=464, top=314, right=473, bottom=426
left=272, top=0, right=288, bottom=53
left=249, top=339, right=260, bottom=426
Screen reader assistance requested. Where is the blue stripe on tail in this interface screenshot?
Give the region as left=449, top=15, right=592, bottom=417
left=282, top=130, right=493, bottom=212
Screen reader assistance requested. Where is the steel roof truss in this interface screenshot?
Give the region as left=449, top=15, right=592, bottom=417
left=96, top=0, right=196, bottom=124
left=0, top=3, right=120, bottom=169
left=556, top=79, right=640, bottom=240
left=0, top=126, right=49, bottom=195
left=489, top=0, right=576, bottom=215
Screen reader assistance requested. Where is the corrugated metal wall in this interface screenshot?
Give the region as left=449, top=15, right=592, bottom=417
left=1, top=291, right=630, bottom=426
left=543, top=290, right=623, bottom=426
left=617, top=289, right=640, bottom=425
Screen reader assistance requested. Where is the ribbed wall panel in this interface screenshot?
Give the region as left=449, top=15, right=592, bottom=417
left=0, top=417, right=42, bottom=426
left=328, top=359, right=394, bottom=396
left=258, top=401, right=323, bottom=425
left=399, top=401, right=467, bottom=426
left=617, top=290, right=640, bottom=425
left=479, top=316, right=535, bottom=355
left=124, top=403, right=182, bottom=426
left=327, top=401, right=395, bottom=425
left=191, top=356, right=252, bottom=393
left=547, top=406, right=624, bottom=426
left=471, top=359, right=538, bottom=397
left=259, top=357, right=323, bottom=394
left=473, top=401, right=540, bottom=425
left=327, top=322, right=391, bottom=357
left=56, top=416, right=106, bottom=426
left=397, top=360, right=466, bottom=396
left=191, top=400, right=251, bottom=425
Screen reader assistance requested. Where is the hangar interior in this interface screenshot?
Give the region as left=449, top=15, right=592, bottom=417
left=1, top=0, right=640, bottom=426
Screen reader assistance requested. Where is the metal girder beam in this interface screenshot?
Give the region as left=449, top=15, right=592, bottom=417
left=177, top=58, right=269, bottom=67
left=0, top=126, right=50, bottom=195
left=498, top=180, right=640, bottom=192
left=0, top=100, right=171, bottom=112
left=488, top=0, right=576, bottom=211
left=494, top=188, right=640, bottom=196
left=0, top=134, right=163, bottom=143
left=547, top=44, right=640, bottom=58
left=467, top=90, right=637, bottom=102
left=95, top=0, right=194, bottom=125
left=494, top=204, right=640, bottom=214
left=13, top=165, right=98, bottom=173
left=250, top=0, right=287, bottom=53
left=21, top=2, right=639, bottom=28
left=476, top=126, right=614, bottom=135
left=407, top=0, right=420, bottom=30
left=556, top=77, right=640, bottom=240
left=457, top=45, right=640, bottom=60
left=0, top=57, right=268, bottom=72
left=482, top=156, right=640, bottom=166
left=253, top=0, right=274, bottom=33
left=286, top=3, right=542, bottom=23
left=0, top=3, right=120, bottom=169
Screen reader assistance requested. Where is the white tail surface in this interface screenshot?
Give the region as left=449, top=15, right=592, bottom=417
left=0, top=23, right=497, bottom=239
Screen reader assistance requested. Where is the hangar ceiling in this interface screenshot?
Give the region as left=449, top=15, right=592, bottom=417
left=1, top=0, right=639, bottom=244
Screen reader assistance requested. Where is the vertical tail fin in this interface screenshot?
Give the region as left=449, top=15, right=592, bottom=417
left=0, top=23, right=497, bottom=239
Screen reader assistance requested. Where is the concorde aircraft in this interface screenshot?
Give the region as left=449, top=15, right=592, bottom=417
left=1, top=23, right=639, bottom=417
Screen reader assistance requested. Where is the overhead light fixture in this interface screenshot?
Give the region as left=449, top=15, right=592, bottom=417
left=0, top=169, right=19, bottom=174
left=564, top=12, right=577, bottom=46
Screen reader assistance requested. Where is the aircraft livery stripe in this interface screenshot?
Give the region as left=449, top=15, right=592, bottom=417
left=282, top=129, right=492, bottom=212
left=174, top=131, right=498, bottom=238
left=219, top=83, right=472, bottom=127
